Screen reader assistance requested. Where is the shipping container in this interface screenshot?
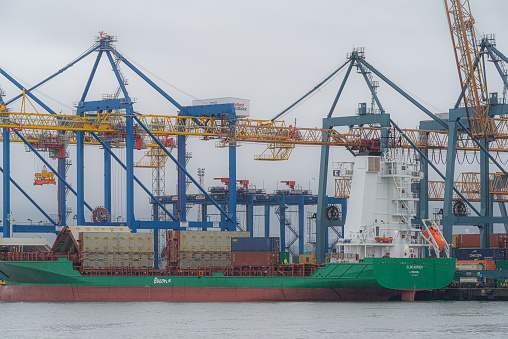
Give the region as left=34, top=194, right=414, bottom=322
left=497, top=278, right=508, bottom=288
left=503, top=238, right=508, bottom=249
left=231, top=251, right=279, bottom=266
left=168, top=230, right=249, bottom=254
left=459, top=277, right=478, bottom=284
left=458, top=234, right=480, bottom=248
left=453, top=233, right=508, bottom=249
left=489, top=233, right=508, bottom=248
left=454, top=248, right=506, bottom=261
left=231, top=237, right=280, bottom=252
left=299, top=254, right=316, bottom=264
left=452, top=234, right=459, bottom=248
left=279, top=252, right=290, bottom=264
left=495, top=260, right=508, bottom=270
left=456, top=260, right=496, bottom=270
left=456, top=263, right=484, bottom=270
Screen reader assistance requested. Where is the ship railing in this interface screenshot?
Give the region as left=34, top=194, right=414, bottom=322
left=0, top=251, right=65, bottom=262
left=77, top=263, right=324, bottom=278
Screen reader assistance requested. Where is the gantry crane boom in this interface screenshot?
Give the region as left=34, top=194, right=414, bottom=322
left=4, top=110, right=508, bottom=152
left=444, top=0, right=494, bottom=138
left=3, top=89, right=508, bottom=153
left=336, top=172, right=508, bottom=202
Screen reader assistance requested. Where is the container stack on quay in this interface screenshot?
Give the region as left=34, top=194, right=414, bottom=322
left=446, top=233, right=508, bottom=290
left=451, top=233, right=508, bottom=272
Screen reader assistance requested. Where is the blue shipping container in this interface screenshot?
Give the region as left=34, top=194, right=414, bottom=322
left=454, top=248, right=506, bottom=261
left=231, top=237, right=280, bottom=252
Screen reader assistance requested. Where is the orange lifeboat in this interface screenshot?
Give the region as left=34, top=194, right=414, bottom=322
left=422, top=225, right=446, bottom=252
left=375, top=237, right=393, bottom=243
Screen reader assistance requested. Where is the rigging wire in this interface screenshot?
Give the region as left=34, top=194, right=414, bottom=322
left=271, top=57, right=349, bottom=121
left=0, top=66, right=74, bottom=111
left=1, top=44, right=99, bottom=111
left=362, top=62, right=447, bottom=114
left=116, top=48, right=200, bottom=101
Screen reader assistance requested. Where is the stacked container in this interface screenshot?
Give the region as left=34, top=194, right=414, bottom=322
left=167, top=230, right=249, bottom=269
left=454, top=248, right=506, bottom=261
left=279, top=252, right=290, bottom=264
left=490, top=234, right=508, bottom=248
left=457, top=234, right=480, bottom=248
left=80, top=232, right=154, bottom=269
left=231, top=251, right=280, bottom=266
left=456, top=260, right=496, bottom=270
left=495, top=260, right=508, bottom=270
left=452, top=234, right=459, bottom=248
left=231, top=237, right=280, bottom=252
left=229, top=237, right=280, bottom=266
left=299, top=254, right=317, bottom=264
left=453, top=233, right=508, bottom=249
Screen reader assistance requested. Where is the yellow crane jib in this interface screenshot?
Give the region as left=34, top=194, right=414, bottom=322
left=444, top=0, right=495, bottom=138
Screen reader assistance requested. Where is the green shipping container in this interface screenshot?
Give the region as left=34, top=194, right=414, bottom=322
left=495, top=260, right=508, bottom=270
left=279, top=252, right=290, bottom=264
left=497, top=277, right=508, bottom=288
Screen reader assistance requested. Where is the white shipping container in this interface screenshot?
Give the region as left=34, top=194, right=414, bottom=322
left=456, top=263, right=484, bottom=270
left=192, top=97, right=250, bottom=118
left=459, top=277, right=479, bottom=283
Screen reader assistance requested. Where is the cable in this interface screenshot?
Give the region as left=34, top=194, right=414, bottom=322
left=116, top=48, right=199, bottom=101
left=1, top=44, right=98, bottom=111
left=457, top=150, right=464, bottom=165
left=271, top=58, right=350, bottom=121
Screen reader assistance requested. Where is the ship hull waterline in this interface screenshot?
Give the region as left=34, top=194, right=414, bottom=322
left=0, top=285, right=405, bottom=302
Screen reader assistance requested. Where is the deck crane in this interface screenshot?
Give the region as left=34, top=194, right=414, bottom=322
left=444, top=0, right=494, bottom=138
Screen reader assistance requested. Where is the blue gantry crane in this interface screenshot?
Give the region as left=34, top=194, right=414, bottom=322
left=1, top=33, right=348, bottom=265
left=0, top=33, right=236, bottom=238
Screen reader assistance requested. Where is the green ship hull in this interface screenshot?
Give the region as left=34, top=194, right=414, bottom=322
left=0, top=257, right=455, bottom=302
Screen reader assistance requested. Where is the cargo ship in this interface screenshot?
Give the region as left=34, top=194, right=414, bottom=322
left=0, top=149, right=456, bottom=302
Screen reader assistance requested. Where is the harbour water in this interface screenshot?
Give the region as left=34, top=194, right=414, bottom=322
left=1, top=301, right=507, bottom=338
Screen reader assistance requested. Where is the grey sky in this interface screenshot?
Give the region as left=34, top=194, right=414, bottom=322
left=1, top=0, right=507, bottom=228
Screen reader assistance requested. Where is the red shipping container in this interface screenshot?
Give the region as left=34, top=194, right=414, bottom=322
left=502, top=238, right=508, bottom=249
left=166, top=230, right=180, bottom=264
left=459, top=234, right=480, bottom=248
left=490, top=234, right=500, bottom=248
left=490, top=234, right=508, bottom=248
left=231, top=251, right=279, bottom=266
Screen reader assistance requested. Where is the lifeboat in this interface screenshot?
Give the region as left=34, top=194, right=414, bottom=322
left=375, top=237, right=393, bottom=243
left=422, top=225, right=446, bottom=252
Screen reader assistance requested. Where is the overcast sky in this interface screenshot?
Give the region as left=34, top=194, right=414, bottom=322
left=1, top=0, right=508, bottom=230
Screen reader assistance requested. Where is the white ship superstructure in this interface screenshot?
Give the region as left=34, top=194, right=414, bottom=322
left=334, top=149, right=444, bottom=262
